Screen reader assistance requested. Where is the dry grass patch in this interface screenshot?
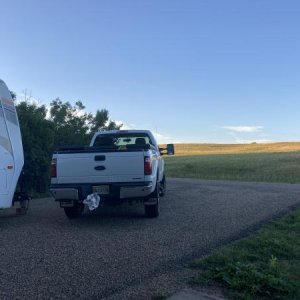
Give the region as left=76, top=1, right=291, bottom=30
left=160, top=142, right=300, bottom=156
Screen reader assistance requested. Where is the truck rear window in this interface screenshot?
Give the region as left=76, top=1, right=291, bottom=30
left=93, top=133, right=153, bottom=150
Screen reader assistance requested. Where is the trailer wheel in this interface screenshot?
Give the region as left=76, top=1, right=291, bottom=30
left=145, top=182, right=160, bottom=218
left=64, top=203, right=84, bottom=219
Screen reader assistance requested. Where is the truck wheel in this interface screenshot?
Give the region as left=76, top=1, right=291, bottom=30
left=64, top=203, right=84, bottom=219
left=159, top=174, right=166, bottom=197
left=145, top=182, right=160, bottom=218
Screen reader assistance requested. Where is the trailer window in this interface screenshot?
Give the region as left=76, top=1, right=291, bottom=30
left=4, top=107, right=18, bottom=126
left=0, top=103, right=13, bottom=154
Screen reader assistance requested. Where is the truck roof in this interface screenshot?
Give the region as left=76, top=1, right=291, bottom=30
left=95, top=130, right=152, bottom=135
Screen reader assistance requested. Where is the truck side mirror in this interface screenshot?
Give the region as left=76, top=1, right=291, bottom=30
left=167, top=144, right=175, bottom=155
left=159, top=144, right=175, bottom=155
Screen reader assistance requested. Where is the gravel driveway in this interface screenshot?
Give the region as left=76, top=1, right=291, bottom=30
left=1, top=178, right=300, bottom=299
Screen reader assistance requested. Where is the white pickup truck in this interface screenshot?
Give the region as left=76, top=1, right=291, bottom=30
left=50, top=130, right=174, bottom=218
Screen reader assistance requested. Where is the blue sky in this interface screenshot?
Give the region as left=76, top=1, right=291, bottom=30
left=1, top=0, right=300, bottom=144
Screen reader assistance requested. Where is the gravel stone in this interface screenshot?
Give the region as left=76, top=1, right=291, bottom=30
left=0, top=178, right=299, bottom=299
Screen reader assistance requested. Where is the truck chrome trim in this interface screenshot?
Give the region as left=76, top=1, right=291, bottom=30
left=120, top=184, right=153, bottom=199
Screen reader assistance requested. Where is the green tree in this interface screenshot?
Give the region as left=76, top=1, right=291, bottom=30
left=15, top=96, right=121, bottom=194
left=16, top=101, right=55, bottom=193
left=90, top=108, right=122, bottom=133
left=10, top=91, right=17, bottom=100
left=49, top=98, right=92, bottom=147
left=49, top=99, right=122, bottom=148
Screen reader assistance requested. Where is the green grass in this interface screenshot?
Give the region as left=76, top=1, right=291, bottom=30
left=190, top=207, right=300, bottom=299
left=165, top=152, right=300, bottom=183
left=163, top=145, right=300, bottom=299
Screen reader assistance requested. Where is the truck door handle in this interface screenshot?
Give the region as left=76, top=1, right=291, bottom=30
left=94, top=166, right=106, bottom=171
left=95, top=155, right=106, bottom=161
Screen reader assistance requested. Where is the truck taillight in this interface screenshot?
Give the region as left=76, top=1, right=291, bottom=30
left=144, top=156, right=152, bottom=175
left=51, top=159, right=57, bottom=178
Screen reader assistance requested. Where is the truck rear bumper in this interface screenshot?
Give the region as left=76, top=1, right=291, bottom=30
left=50, top=188, right=79, bottom=200
left=50, top=182, right=153, bottom=201
left=119, top=184, right=152, bottom=198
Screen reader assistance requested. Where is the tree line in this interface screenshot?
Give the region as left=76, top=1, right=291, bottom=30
left=14, top=96, right=120, bottom=194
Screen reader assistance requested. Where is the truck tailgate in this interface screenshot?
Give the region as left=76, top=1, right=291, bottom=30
left=56, top=151, right=145, bottom=184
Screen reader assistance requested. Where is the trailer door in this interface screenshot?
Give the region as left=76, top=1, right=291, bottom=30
left=0, top=102, right=13, bottom=195
left=0, top=80, right=24, bottom=208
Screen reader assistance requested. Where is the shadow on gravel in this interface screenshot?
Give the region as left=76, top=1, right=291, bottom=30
left=80, top=212, right=146, bottom=222
left=0, top=207, right=28, bottom=219
left=63, top=204, right=154, bottom=228
left=84, top=202, right=146, bottom=218
left=0, top=213, right=24, bottom=219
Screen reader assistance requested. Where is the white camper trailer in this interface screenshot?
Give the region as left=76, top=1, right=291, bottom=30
left=0, top=79, right=24, bottom=209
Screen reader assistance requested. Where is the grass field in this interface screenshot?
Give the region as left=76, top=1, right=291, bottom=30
left=163, top=143, right=300, bottom=184
left=164, top=142, right=300, bottom=299
left=190, top=207, right=300, bottom=299
left=164, top=142, right=300, bottom=156
left=164, top=152, right=300, bottom=183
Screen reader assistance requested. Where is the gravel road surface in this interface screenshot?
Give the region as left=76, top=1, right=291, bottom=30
left=1, top=178, right=300, bottom=299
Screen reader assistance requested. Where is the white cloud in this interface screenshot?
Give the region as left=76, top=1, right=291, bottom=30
left=153, top=132, right=173, bottom=144
left=221, top=126, right=263, bottom=133
left=117, top=121, right=179, bottom=143
left=118, top=121, right=136, bottom=130
left=153, top=131, right=187, bottom=144
left=117, top=121, right=180, bottom=143
left=233, top=139, right=273, bottom=144
left=220, top=125, right=273, bottom=144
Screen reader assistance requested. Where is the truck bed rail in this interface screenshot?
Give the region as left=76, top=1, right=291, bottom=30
left=55, top=144, right=152, bottom=154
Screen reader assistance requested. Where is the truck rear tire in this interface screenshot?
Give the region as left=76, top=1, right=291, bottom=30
left=159, top=174, right=166, bottom=197
left=145, top=182, right=160, bottom=218
left=64, top=203, right=84, bottom=219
